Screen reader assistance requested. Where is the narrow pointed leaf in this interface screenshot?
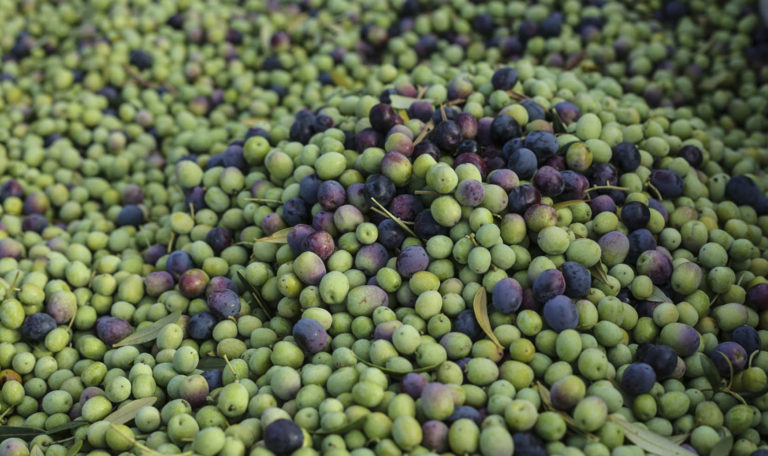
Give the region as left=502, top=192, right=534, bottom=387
left=647, top=286, right=672, bottom=303
left=589, top=262, right=614, bottom=290
left=198, top=357, right=227, bottom=370
left=0, top=426, right=45, bottom=440
left=253, top=227, right=291, bottom=244
left=608, top=415, right=696, bottom=456
left=550, top=108, right=566, bottom=134
left=30, top=445, right=44, bottom=456
left=670, top=433, right=690, bottom=445
left=47, top=420, right=88, bottom=434
left=66, top=439, right=83, bottom=456
left=472, top=287, right=503, bottom=349
left=103, top=397, right=158, bottom=424
left=113, top=311, right=182, bottom=347
left=554, top=200, right=585, bottom=210
left=710, top=434, right=733, bottom=456
left=389, top=94, right=432, bottom=110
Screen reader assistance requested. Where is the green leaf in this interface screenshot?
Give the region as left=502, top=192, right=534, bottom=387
left=608, top=414, right=697, bottom=456
left=103, top=397, right=158, bottom=425
left=588, top=262, right=613, bottom=288
left=700, top=355, right=722, bottom=392
left=710, top=433, right=733, bottom=456
left=0, top=426, right=45, bottom=440
left=536, top=382, right=587, bottom=434
left=198, top=357, right=227, bottom=370
left=388, top=94, right=432, bottom=110
left=647, top=286, right=672, bottom=303
left=113, top=311, right=182, bottom=347
left=310, top=416, right=367, bottom=436
left=550, top=108, right=566, bottom=134
left=553, top=200, right=585, bottom=210
left=472, top=287, right=503, bottom=349
left=30, top=445, right=44, bottom=456
left=66, top=439, right=83, bottom=456
left=47, top=420, right=88, bottom=434
left=670, top=433, right=690, bottom=445
left=253, top=227, right=291, bottom=244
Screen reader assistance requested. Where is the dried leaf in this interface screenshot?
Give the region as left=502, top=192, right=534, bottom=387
left=472, top=287, right=503, bottom=349
left=537, top=381, right=553, bottom=410
left=113, top=311, right=182, bottom=347
left=253, top=228, right=291, bottom=244
left=0, top=426, right=45, bottom=440
left=389, top=94, right=431, bottom=110
left=710, top=433, right=733, bottom=456
left=103, top=397, right=158, bottom=425
left=647, top=286, right=672, bottom=303
left=66, top=439, right=83, bottom=456
left=310, top=416, right=367, bottom=435
left=608, top=414, right=696, bottom=456
left=398, top=109, right=410, bottom=122
left=554, top=200, right=586, bottom=210
left=198, top=357, right=227, bottom=370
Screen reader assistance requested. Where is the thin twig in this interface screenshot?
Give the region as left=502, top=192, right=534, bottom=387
left=369, top=197, right=418, bottom=238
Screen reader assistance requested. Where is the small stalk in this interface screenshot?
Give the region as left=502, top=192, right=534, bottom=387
left=243, top=197, right=283, bottom=204
left=369, top=198, right=417, bottom=238
left=167, top=232, right=175, bottom=253
left=223, top=354, right=239, bottom=381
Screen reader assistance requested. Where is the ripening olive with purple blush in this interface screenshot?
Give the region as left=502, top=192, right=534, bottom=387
left=205, top=227, right=232, bottom=255
left=487, top=169, right=519, bottom=192
left=121, top=184, right=144, bottom=204
left=456, top=112, right=478, bottom=139
left=598, top=231, right=629, bottom=266
left=554, top=101, right=581, bottom=124
left=745, top=283, right=768, bottom=311
left=187, top=312, right=217, bottom=340
left=22, top=214, right=49, bottom=233
left=317, top=180, right=346, bottom=211
left=166, top=250, right=194, bottom=279
left=293, top=318, right=329, bottom=353
left=287, top=224, right=315, bottom=255
left=144, top=244, right=167, bottom=265
left=542, top=295, right=579, bottom=332
left=401, top=373, right=428, bottom=398
left=207, top=289, right=242, bottom=319
left=145, top=271, right=175, bottom=297
left=381, top=151, right=412, bottom=186
left=179, top=268, right=210, bottom=298
left=180, top=374, right=209, bottom=408
left=369, top=103, right=399, bottom=133
left=660, top=323, right=701, bottom=357
left=334, top=204, right=365, bottom=233
left=396, top=246, right=429, bottom=278
left=454, top=152, right=487, bottom=179
left=524, top=204, right=558, bottom=231
left=422, top=420, right=449, bottom=453
left=95, top=316, right=132, bottom=345
left=491, top=278, right=523, bottom=314
left=636, top=249, right=672, bottom=285
left=294, top=251, right=327, bottom=285
left=206, top=276, right=238, bottom=297
left=560, top=170, right=589, bottom=200
left=532, top=269, right=566, bottom=303
left=388, top=194, right=422, bottom=222
left=710, top=342, right=748, bottom=376
left=305, top=230, right=335, bottom=260
left=454, top=180, right=485, bottom=207
left=23, top=191, right=49, bottom=215
left=385, top=133, right=414, bottom=156
left=0, top=179, right=23, bottom=201
left=355, top=243, right=389, bottom=277
left=589, top=195, right=617, bottom=215
left=46, top=290, right=77, bottom=324
left=533, top=166, right=564, bottom=197
left=311, top=211, right=336, bottom=236
left=0, top=238, right=24, bottom=260
left=374, top=320, right=403, bottom=341
left=507, top=185, right=541, bottom=214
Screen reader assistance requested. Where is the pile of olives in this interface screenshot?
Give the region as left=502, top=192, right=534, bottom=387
left=0, top=0, right=767, bottom=456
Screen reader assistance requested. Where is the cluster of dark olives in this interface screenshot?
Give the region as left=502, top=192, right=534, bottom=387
left=0, top=0, right=768, bottom=456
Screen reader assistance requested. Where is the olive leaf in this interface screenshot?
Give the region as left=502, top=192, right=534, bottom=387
left=113, top=311, right=182, bottom=347
left=608, top=414, right=696, bottom=456
left=47, top=420, right=88, bottom=434
left=710, top=433, right=733, bottom=456
left=647, top=286, right=672, bottom=303
left=389, top=94, right=432, bottom=110
left=700, top=355, right=722, bottom=392
left=553, top=200, right=586, bottom=210
left=253, top=227, right=291, bottom=244
left=354, top=355, right=442, bottom=376
left=0, top=426, right=46, bottom=440
left=536, top=382, right=588, bottom=434
left=472, top=287, right=503, bottom=350
left=588, top=262, right=613, bottom=287
left=66, top=438, right=84, bottom=456
left=670, top=433, right=690, bottom=445
left=30, top=445, right=44, bottom=456
left=237, top=270, right=273, bottom=319
left=550, top=108, right=566, bottom=134
left=103, top=397, right=158, bottom=425
left=310, top=416, right=367, bottom=435
left=198, top=357, right=227, bottom=370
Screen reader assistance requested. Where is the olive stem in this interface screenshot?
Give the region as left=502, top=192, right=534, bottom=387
left=243, top=198, right=283, bottom=204
left=167, top=232, right=175, bottom=253
left=369, top=198, right=418, bottom=238
left=223, top=354, right=239, bottom=381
